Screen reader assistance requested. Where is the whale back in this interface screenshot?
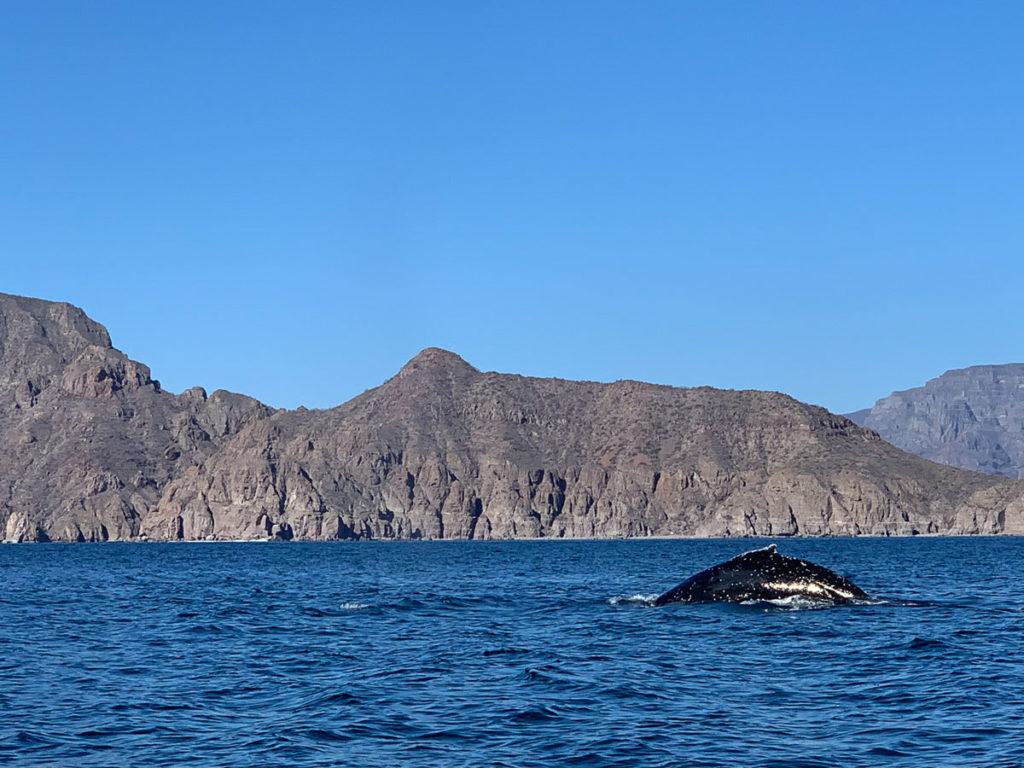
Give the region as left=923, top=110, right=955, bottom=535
left=654, top=544, right=868, bottom=605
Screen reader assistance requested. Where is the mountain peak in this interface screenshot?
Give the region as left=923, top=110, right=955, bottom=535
left=399, top=348, right=479, bottom=376
left=0, top=292, right=113, bottom=350
left=0, top=293, right=114, bottom=391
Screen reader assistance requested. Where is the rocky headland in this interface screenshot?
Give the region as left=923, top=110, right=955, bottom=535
left=3, top=293, right=1024, bottom=542
left=0, top=294, right=271, bottom=542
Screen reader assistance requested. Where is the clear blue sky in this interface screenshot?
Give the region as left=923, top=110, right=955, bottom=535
left=2, top=2, right=1022, bottom=413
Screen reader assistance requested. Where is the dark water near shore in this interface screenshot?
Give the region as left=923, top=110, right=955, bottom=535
left=2, top=538, right=1024, bottom=767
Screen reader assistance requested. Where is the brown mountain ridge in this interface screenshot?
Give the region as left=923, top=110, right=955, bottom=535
left=3, top=293, right=1024, bottom=542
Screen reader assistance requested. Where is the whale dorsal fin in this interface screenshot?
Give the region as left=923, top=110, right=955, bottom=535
left=736, top=543, right=778, bottom=560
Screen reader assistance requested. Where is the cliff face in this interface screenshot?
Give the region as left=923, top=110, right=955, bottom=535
left=848, top=365, right=1024, bottom=480
left=145, top=349, right=1024, bottom=542
left=0, top=294, right=272, bottom=542
left=4, top=294, right=1024, bottom=543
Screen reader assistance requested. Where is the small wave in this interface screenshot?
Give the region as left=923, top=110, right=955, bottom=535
left=863, top=596, right=928, bottom=607
left=418, top=728, right=467, bottom=741
left=737, top=594, right=897, bottom=611
left=608, top=593, right=658, bottom=606
left=295, top=690, right=362, bottom=709
left=114, top=666, right=147, bottom=675
left=740, top=595, right=834, bottom=611
left=339, top=602, right=370, bottom=611
left=317, top=691, right=361, bottom=706
left=110, top=701, right=197, bottom=713
left=852, top=596, right=892, bottom=605
left=305, top=728, right=353, bottom=743
left=482, top=647, right=531, bottom=657
left=905, top=637, right=953, bottom=651
left=185, top=623, right=223, bottom=633
left=866, top=746, right=912, bottom=757
left=508, top=705, right=561, bottom=723
left=521, top=664, right=590, bottom=693
left=14, top=730, right=61, bottom=747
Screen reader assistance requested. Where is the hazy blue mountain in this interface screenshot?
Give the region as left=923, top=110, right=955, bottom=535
left=848, top=365, right=1024, bottom=479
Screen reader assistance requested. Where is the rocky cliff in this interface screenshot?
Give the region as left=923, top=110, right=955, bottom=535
left=145, top=349, right=1024, bottom=541
left=848, top=365, right=1024, bottom=480
left=4, top=294, right=1024, bottom=542
left=0, top=294, right=272, bottom=541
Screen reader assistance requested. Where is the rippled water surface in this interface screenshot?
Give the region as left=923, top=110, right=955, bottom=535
left=3, top=538, right=1024, bottom=767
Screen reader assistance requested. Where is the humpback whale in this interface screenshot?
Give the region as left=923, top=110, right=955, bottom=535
left=654, top=544, right=868, bottom=605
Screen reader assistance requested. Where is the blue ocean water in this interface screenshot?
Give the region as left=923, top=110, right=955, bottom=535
left=2, top=538, right=1023, bottom=767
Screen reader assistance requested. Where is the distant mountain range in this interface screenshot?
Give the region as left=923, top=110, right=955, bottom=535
left=2, top=292, right=1023, bottom=542
left=848, top=365, right=1024, bottom=480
